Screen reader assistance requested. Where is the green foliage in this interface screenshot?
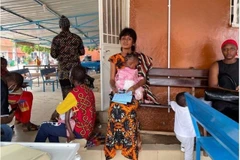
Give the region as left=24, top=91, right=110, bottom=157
left=87, top=46, right=98, bottom=51
left=18, top=44, right=50, bottom=54
left=34, top=45, right=50, bottom=53
left=20, top=45, right=34, bottom=55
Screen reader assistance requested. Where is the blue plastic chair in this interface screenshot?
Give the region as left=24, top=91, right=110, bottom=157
left=40, top=68, right=58, bottom=92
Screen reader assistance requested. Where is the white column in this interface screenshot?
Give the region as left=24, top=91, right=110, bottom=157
left=12, top=42, right=18, bottom=68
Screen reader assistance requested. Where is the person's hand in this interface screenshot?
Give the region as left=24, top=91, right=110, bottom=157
left=112, top=86, right=118, bottom=94
left=127, top=86, right=136, bottom=94
left=236, top=86, right=239, bottom=92
left=50, top=110, right=59, bottom=122
left=67, top=132, right=75, bottom=143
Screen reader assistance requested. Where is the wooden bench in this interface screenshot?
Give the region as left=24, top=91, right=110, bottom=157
left=10, top=68, right=40, bottom=89
left=185, top=93, right=239, bottom=160
left=40, top=68, right=58, bottom=92
left=137, top=68, right=209, bottom=133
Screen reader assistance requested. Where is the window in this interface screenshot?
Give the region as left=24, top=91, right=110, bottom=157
left=102, top=0, right=129, bottom=44
left=230, top=0, right=239, bottom=27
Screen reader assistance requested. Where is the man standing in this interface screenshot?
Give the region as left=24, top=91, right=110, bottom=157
left=51, top=15, right=85, bottom=99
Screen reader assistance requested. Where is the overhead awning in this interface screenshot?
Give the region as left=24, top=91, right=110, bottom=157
left=0, top=0, right=99, bottom=47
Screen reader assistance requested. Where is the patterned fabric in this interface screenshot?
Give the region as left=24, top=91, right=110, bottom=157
left=51, top=31, right=85, bottom=80
left=104, top=52, right=157, bottom=160
left=108, top=52, right=159, bottom=104
left=56, top=84, right=96, bottom=139
left=104, top=100, right=140, bottom=160
left=8, top=91, right=33, bottom=123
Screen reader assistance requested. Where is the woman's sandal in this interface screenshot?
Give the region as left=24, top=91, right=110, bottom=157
left=22, top=123, right=39, bottom=132
left=15, top=120, right=21, bottom=125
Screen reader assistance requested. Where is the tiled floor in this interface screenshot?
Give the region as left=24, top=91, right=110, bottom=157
left=5, top=72, right=212, bottom=160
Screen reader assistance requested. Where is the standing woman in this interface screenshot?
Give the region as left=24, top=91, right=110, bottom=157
left=104, top=28, right=159, bottom=160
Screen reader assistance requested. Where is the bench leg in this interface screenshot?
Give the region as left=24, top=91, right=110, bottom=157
left=30, top=81, right=33, bottom=90
left=37, top=78, right=40, bottom=87
left=43, top=82, right=46, bottom=92
left=196, top=140, right=201, bottom=160
left=52, top=82, right=55, bottom=92
left=56, top=80, right=58, bottom=89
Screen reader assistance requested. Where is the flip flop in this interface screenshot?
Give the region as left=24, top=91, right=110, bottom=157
left=15, top=120, right=21, bottom=125
left=22, top=123, right=39, bottom=132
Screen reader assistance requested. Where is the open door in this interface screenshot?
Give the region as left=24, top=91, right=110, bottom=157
left=99, top=0, right=129, bottom=111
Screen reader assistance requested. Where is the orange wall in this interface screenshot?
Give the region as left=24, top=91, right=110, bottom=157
left=1, top=39, right=27, bottom=59
left=130, top=0, right=239, bottom=103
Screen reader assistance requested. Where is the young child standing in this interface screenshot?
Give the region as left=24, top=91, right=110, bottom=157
left=114, top=53, right=144, bottom=100
left=170, top=92, right=196, bottom=160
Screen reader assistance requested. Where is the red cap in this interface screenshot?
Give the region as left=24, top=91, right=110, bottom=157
left=221, top=39, right=238, bottom=49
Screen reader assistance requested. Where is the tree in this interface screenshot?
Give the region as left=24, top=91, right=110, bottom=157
left=19, top=45, right=34, bottom=55
left=34, top=45, right=50, bottom=53
left=18, top=44, right=50, bottom=54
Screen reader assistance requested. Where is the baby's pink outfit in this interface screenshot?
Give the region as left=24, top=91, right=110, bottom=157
left=115, top=67, right=144, bottom=100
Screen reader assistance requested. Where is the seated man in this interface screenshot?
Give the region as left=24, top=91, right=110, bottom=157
left=208, top=39, right=239, bottom=122
left=35, top=66, right=96, bottom=142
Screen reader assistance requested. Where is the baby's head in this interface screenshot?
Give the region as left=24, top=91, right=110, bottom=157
left=124, top=53, right=139, bottom=69
left=176, top=92, right=187, bottom=107
left=69, top=65, right=86, bottom=85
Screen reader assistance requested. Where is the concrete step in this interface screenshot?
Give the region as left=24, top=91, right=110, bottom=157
left=78, top=144, right=211, bottom=160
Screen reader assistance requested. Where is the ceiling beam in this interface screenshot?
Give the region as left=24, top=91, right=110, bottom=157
left=0, top=26, right=51, bottom=43
left=33, top=0, right=98, bottom=46
left=1, top=6, right=58, bottom=34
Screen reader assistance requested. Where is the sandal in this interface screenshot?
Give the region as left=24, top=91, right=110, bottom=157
left=15, top=120, right=21, bottom=125
left=22, top=123, right=39, bottom=132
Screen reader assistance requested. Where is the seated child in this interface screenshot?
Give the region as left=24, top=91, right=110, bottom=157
left=5, top=72, right=39, bottom=131
left=170, top=92, right=196, bottom=160
left=115, top=53, right=144, bottom=100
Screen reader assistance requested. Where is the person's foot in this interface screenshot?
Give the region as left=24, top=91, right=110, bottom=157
left=22, top=122, right=39, bottom=132
left=15, top=119, right=21, bottom=125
